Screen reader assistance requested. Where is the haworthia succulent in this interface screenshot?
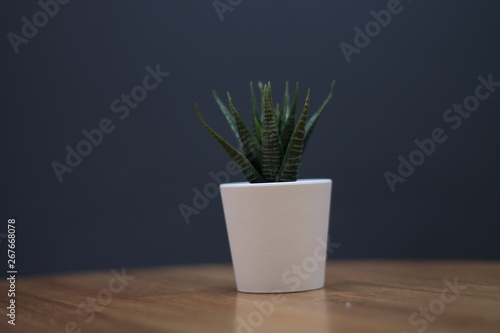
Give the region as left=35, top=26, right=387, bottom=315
left=196, top=80, right=334, bottom=183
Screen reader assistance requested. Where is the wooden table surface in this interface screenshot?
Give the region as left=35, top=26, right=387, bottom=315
left=1, top=261, right=499, bottom=333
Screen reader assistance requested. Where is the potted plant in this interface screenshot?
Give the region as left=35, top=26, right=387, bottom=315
left=196, top=81, right=335, bottom=293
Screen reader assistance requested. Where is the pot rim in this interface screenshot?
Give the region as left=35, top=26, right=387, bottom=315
left=220, top=178, right=332, bottom=189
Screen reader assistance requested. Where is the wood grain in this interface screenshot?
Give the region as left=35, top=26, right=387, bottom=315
left=1, top=261, right=499, bottom=333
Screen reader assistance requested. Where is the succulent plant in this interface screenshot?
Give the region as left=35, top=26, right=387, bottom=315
left=195, top=81, right=335, bottom=183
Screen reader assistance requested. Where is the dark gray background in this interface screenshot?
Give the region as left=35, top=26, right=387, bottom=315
left=1, top=0, right=499, bottom=276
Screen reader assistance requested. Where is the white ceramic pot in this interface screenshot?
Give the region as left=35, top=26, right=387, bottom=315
left=220, top=179, right=332, bottom=293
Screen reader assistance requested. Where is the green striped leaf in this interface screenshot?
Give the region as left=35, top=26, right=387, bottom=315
left=261, top=84, right=283, bottom=181
left=280, top=82, right=299, bottom=151
left=249, top=82, right=261, bottom=127
left=212, top=90, right=241, bottom=145
left=275, top=102, right=281, bottom=132
left=304, top=81, right=335, bottom=147
left=253, top=117, right=262, bottom=145
left=227, top=92, right=262, bottom=172
left=195, top=105, right=265, bottom=183
left=279, top=81, right=290, bottom=133
left=257, top=82, right=265, bottom=123
left=276, top=89, right=310, bottom=182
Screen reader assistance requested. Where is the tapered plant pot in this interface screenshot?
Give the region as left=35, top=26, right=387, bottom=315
left=220, top=179, right=332, bottom=293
